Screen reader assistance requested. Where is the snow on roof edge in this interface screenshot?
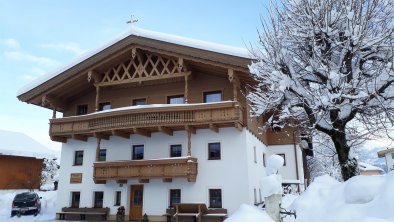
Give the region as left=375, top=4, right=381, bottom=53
left=17, top=26, right=250, bottom=97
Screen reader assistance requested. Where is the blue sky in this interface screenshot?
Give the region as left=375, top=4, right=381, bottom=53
left=0, top=0, right=389, bottom=151
left=0, top=0, right=265, bottom=149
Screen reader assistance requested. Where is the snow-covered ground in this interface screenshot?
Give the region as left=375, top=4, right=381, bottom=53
left=290, top=172, right=394, bottom=222
left=226, top=172, right=394, bottom=222
left=0, top=190, right=57, bottom=222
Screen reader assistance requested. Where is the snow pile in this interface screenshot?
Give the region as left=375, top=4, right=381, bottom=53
left=259, top=154, right=284, bottom=197
left=224, top=204, right=274, bottom=222
left=0, top=130, right=57, bottom=159
left=0, top=190, right=57, bottom=221
left=290, top=172, right=394, bottom=222
left=260, top=175, right=282, bottom=198
left=266, top=154, right=285, bottom=175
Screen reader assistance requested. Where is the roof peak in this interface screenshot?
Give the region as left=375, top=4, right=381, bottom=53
left=17, top=26, right=250, bottom=97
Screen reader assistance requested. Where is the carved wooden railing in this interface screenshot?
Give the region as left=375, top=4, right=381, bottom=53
left=93, top=157, right=198, bottom=183
left=50, top=101, right=243, bottom=137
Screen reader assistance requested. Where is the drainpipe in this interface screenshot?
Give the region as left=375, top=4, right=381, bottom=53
left=292, top=131, right=300, bottom=192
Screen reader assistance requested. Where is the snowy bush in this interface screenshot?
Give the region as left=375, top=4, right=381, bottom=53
left=40, top=158, right=59, bottom=190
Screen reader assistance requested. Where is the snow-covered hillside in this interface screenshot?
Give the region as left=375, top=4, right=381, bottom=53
left=0, top=130, right=58, bottom=159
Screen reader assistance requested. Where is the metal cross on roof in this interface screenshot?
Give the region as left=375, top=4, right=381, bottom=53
left=126, top=15, right=139, bottom=25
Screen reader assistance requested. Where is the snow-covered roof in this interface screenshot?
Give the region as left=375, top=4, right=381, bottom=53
left=0, top=130, right=57, bottom=159
left=17, top=26, right=249, bottom=97
left=358, top=162, right=384, bottom=172
left=377, top=148, right=394, bottom=158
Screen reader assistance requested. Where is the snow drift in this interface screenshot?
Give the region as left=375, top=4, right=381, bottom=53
left=290, top=172, right=394, bottom=222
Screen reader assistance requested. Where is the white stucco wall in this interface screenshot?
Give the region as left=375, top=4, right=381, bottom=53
left=57, top=128, right=252, bottom=216
left=385, top=153, right=394, bottom=171
left=245, top=130, right=267, bottom=205
left=267, top=144, right=304, bottom=186
left=56, top=128, right=305, bottom=217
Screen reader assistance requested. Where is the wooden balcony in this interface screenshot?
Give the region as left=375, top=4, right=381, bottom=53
left=50, top=101, right=244, bottom=142
left=93, top=156, right=198, bottom=183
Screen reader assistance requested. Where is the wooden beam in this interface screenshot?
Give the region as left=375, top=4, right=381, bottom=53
left=133, top=128, right=151, bottom=137
left=51, top=136, right=67, bottom=143
left=95, top=86, right=100, bottom=111
left=95, top=138, right=101, bottom=162
left=94, top=132, right=110, bottom=140
left=112, top=130, right=131, bottom=139
left=185, top=125, right=196, bottom=134
left=235, top=122, right=243, bottom=131
left=116, top=180, right=127, bottom=184
left=178, top=57, right=184, bottom=72
left=187, top=130, right=192, bottom=156
left=163, top=178, right=172, bottom=183
left=72, top=134, right=88, bottom=142
left=159, top=126, right=173, bottom=136
left=94, top=180, right=106, bottom=184
left=228, top=69, right=235, bottom=83
left=184, top=74, right=189, bottom=104
left=42, top=95, right=66, bottom=110
left=88, top=70, right=102, bottom=83
left=209, top=124, right=219, bottom=133
left=139, top=179, right=150, bottom=183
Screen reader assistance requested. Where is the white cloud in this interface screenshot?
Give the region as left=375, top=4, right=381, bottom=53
left=41, top=42, right=86, bottom=55
left=4, top=50, right=60, bottom=67
left=23, top=67, right=47, bottom=80
left=0, top=38, right=20, bottom=49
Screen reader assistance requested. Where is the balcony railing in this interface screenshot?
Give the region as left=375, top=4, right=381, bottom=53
left=49, top=101, right=243, bottom=141
left=93, top=156, right=198, bottom=183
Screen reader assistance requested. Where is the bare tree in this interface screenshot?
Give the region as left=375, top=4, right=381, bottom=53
left=249, top=0, right=394, bottom=180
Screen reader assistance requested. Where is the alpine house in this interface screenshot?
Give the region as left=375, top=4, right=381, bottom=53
left=17, top=27, right=305, bottom=221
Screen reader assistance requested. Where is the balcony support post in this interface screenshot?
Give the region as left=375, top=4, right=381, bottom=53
left=228, top=69, right=239, bottom=102
left=95, top=86, right=100, bottom=112
left=95, top=138, right=101, bottom=161
left=52, top=108, right=57, bottom=119
left=184, top=74, right=189, bottom=104
left=187, top=130, right=192, bottom=156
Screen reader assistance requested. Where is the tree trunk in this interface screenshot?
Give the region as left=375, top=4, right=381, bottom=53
left=329, top=129, right=358, bottom=181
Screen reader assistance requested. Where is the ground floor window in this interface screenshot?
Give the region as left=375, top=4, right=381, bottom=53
left=209, top=189, right=222, bottom=208
left=169, top=189, right=181, bottom=207
left=114, top=191, right=121, bottom=206
left=71, top=192, right=80, bottom=208
left=94, top=191, right=104, bottom=208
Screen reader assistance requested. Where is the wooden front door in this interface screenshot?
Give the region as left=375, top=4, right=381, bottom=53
left=130, top=185, right=144, bottom=221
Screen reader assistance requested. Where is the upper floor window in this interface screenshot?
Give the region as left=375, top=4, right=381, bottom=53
left=208, top=142, right=221, bottom=160
left=263, top=153, right=266, bottom=167
left=71, top=192, right=80, bottom=208
left=74, top=151, right=84, bottom=166
left=169, top=189, right=181, bottom=207
left=93, top=191, right=104, bottom=208
left=99, top=102, right=111, bottom=111
left=133, top=98, right=146, bottom=106
left=170, top=144, right=182, bottom=157
left=203, top=91, right=222, bottom=103
left=76, top=104, right=88, bottom=115
left=132, top=145, right=144, bottom=160
left=98, top=149, right=107, bottom=162
left=277, top=153, right=286, bottom=166
left=167, top=95, right=185, bottom=104
left=391, top=153, right=394, bottom=159
left=209, top=189, right=222, bottom=208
